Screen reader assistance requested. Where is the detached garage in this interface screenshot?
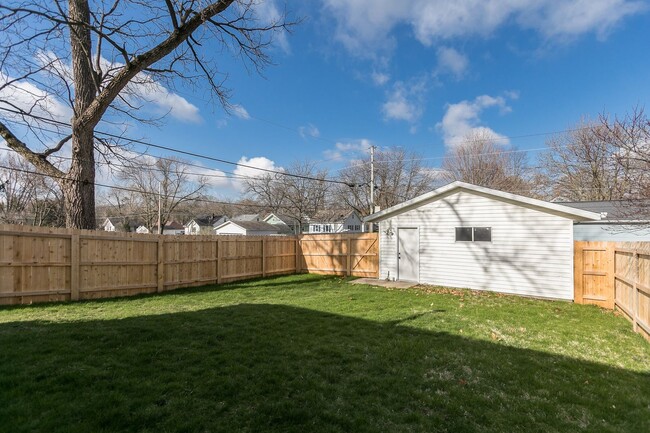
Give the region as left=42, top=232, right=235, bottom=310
left=365, top=182, right=601, bottom=300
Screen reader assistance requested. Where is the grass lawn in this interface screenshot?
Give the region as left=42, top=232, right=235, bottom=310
left=1, top=274, right=649, bottom=433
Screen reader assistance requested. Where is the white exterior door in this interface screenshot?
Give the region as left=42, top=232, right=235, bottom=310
left=398, top=228, right=419, bottom=282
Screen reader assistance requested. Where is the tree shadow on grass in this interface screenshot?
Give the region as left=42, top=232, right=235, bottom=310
left=0, top=303, right=648, bottom=433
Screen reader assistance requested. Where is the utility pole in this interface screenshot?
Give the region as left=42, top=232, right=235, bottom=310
left=369, top=145, right=375, bottom=232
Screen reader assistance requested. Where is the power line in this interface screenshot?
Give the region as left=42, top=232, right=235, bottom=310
left=0, top=107, right=353, bottom=186
left=0, top=162, right=316, bottom=212
left=0, top=106, right=601, bottom=174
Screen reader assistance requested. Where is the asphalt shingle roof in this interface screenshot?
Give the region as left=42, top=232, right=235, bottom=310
left=560, top=200, right=650, bottom=221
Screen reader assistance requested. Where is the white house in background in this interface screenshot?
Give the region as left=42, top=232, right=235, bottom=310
left=214, top=220, right=287, bottom=236
left=136, top=225, right=150, bottom=234
left=305, top=211, right=364, bottom=234
left=365, top=181, right=601, bottom=300
left=558, top=200, right=650, bottom=241
left=263, top=213, right=301, bottom=234
left=185, top=215, right=229, bottom=235
left=101, top=217, right=142, bottom=232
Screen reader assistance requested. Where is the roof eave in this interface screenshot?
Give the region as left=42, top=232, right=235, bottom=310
left=363, top=181, right=601, bottom=223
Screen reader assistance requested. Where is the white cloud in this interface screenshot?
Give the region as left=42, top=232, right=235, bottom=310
left=128, top=77, right=201, bottom=123
left=436, top=47, right=469, bottom=78
left=31, top=51, right=202, bottom=124
left=0, top=72, right=72, bottom=123
left=252, top=0, right=291, bottom=54
left=324, top=138, right=373, bottom=161
left=299, top=123, right=320, bottom=139
left=371, top=71, right=390, bottom=86
left=232, top=155, right=283, bottom=190
left=382, top=79, right=426, bottom=123
left=323, top=0, right=646, bottom=53
left=437, top=94, right=516, bottom=147
left=230, top=104, right=251, bottom=120
left=518, top=0, right=647, bottom=40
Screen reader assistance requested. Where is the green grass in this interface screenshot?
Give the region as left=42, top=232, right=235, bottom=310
left=0, top=274, right=649, bottom=433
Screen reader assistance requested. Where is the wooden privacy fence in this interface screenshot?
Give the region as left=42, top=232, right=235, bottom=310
left=0, top=224, right=378, bottom=305
left=575, top=241, right=650, bottom=341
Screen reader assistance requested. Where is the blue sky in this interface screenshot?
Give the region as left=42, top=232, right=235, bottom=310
left=3, top=0, right=650, bottom=198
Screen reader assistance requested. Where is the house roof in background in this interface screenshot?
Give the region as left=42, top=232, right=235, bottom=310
left=560, top=200, right=650, bottom=221
left=215, top=220, right=282, bottom=232
left=153, top=220, right=185, bottom=231
left=364, top=181, right=602, bottom=222
left=263, top=213, right=301, bottom=226
left=188, top=215, right=227, bottom=227
left=231, top=214, right=260, bottom=222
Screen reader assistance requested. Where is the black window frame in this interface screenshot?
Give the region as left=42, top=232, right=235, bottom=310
left=455, top=227, right=473, bottom=242
left=455, top=226, right=492, bottom=242
left=473, top=227, right=492, bottom=242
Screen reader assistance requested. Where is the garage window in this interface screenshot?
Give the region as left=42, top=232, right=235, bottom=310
left=455, top=227, right=473, bottom=242
left=455, top=227, right=492, bottom=242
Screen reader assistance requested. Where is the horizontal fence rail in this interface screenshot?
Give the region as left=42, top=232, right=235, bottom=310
left=0, top=224, right=378, bottom=306
left=575, top=241, right=650, bottom=341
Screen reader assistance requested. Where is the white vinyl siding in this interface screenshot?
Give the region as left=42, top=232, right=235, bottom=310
left=379, top=190, right=575, bottom=300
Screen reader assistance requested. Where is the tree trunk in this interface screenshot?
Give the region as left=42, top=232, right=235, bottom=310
left=62, top=127, right=96, bottom=228
left=67, top=0, right=97, bottom=229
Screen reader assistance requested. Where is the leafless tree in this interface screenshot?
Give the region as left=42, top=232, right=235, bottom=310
left=109, top=157, right=208, bottom=233
left=597, top=107, right=650, bottom=198
left=244, top=160, right=329, bottom=227
left=441, top=131, right=531, bottom=195
left=590, top=107, right=650, bottom=220
left=281, top=161, right=329, bottom=226
left=0, top=0, right=293, bottom=228
left=538, top=119, right=632, bottom=201
left=243, top=173, right=288, bottom=211
left=0, top=153, right=65, bottom=226
left=337, top=147, right=435, bottom=216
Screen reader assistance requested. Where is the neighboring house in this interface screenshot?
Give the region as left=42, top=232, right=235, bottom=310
left=185, top=215, right=229, bottom=235
left=263, top=213, right=301, bottom=234
left=365, top=181, right=600, bottom=300
left=560, top=200, right=650, bottom=241
left=231, top=214, right=262, bottom=222
left=151, top=220, right=186, bottom=235
left=304, top=211, right=364, bottom=234
left=101, top=217, right=142, bottom=232
left=136, top=225, right=151, bottom=234
left=214, top=220, right=286, bottom=236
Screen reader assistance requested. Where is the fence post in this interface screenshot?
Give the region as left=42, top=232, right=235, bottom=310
left=573, top=241, right=584, bottom=304
left=633, top=252, right=639, bottom=332
left=347, top=235, right=352, bottom=277
left=217, top=237, right=223, bottom=284
left=70, top=233, right=80, bottom=301
left=605, top=244, right=615, bottom=309
left=262, top=238, right=266, bottom=277
left=157, top=235, right=164, bottom=293
left=295, top=237, right=300, bottom=274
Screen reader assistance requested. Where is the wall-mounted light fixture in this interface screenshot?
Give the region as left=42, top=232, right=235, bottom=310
left=384, top=220, right=394, bottom=237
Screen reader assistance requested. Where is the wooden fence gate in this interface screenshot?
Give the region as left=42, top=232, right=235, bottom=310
left=575, top=241, right=650, bottom=341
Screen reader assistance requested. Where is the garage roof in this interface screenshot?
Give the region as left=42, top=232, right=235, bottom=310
left=364, top=181, right=602, bottom=222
